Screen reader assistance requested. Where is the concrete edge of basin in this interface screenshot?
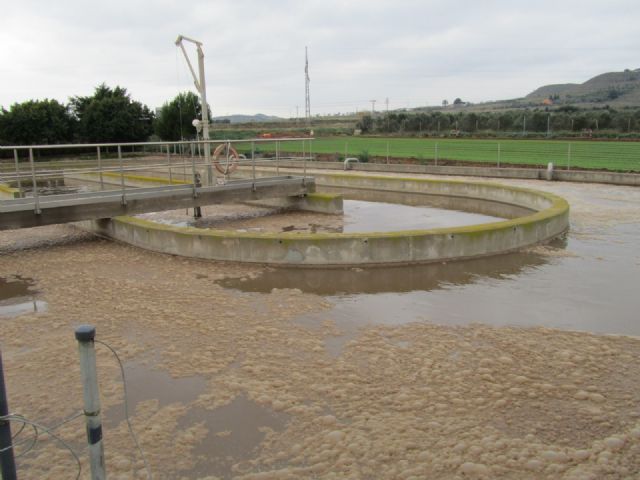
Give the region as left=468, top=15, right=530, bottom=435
left=79, top=173, right=570, bottom=267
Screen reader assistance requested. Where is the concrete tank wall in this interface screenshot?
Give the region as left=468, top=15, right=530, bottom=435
left=82, top=173, right=569, bottom=267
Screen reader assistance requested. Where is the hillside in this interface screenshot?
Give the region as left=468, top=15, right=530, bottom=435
left=525, top=68, right=640, bottom=106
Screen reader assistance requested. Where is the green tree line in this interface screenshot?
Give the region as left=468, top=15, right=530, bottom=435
left=358, top=107, right=640, bottom=138
left=0, top=84, right=208, bottom=146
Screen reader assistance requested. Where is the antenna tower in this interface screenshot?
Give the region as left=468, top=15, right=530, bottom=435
left=305, top=46, right=311, bottom=125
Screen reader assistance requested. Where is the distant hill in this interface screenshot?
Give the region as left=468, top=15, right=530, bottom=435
left=213, top=113, right=284, bottom=124
left=525, top=68, right=640, bottom=106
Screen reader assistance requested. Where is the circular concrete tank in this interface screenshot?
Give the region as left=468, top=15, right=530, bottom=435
left=83, top=174, right=569, bottom=266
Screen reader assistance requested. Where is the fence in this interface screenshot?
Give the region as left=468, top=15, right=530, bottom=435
left=250, top=137, right=640, bottom=172
left=0, top=138, right=313, bottom=206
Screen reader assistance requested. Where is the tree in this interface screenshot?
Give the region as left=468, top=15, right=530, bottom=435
left=357, top=114, right=373, bottom=133
left=70, top=84, right=153, bottom=143
left=154, top=92, right=208, bottom=141
left=453, top=98, right=463, bottom=105
left=0, top=99, right=75, bottom=145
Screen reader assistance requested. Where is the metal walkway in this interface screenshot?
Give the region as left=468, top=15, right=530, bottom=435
left=0, top=138, right=316, bottom=230
left=0, top=176, right=314, bottom=230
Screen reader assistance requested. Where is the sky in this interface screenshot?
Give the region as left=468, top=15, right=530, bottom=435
left=1, top=0, right=639, bottom=117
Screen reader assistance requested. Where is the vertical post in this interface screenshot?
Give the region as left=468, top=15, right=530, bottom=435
left=118, top=145, right=126, bottom=205
left=191, top=149, right=198, bottom=198
left=567, top=143, right=572, bottom=171
left=276, top=140, right=280, bottom=175
left=547, top=114, right=551, bottom=137
left=13, top=149, right=22, bottom=195
left=167, top=145, right=173, bottom=184
left=523, top=116, right=526, bottom=136
left=435, top=143, right=438, bottom=166
left=251, top=141, right=256, bottom=188
left=386, top=142, right=389, bottom=164
left=344, top=142, right=347, bottom=160
left=303, top=139, right=307, bottom=181
left=97, top=147, right=104, bottom=190
left=0, top=349, right=17, bottom=480
left=75, top=326, right=106, bottom=480
left=29, top=148, right=41, bottom=214
left=497, top=142, right=501, bottom=168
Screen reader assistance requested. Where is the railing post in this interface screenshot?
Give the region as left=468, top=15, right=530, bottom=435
left=251, top=141, right=256, bottom=190
left=118, top=145, right=126, bottom=205
left=435, top=143, right=438, bottom=166
left=12, top=149, right=21, bottom=195
left=567, top=143, right=572, bottom=170
left=191, top=150, right=198, bottom=199
left=386, top=141, right=390, bottom=164
left=276, top=140, right=280, bottom=175
left=167, top=144, right=173, bottom=184
left=75, top=325, right=106, bottom=480
left=0, top=349, right=17, bottom=480
left=497, top=142, right=501, bottom=168
left=97, top=147, right=104, bottom=190
left=29, top=148, right=41, bottom=214
left=302, top=139, right=307, bottom=182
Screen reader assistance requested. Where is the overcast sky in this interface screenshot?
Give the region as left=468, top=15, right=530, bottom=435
left=1, top=0, right=639, bottom=117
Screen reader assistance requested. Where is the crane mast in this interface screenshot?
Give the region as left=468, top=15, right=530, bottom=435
left=175, top=34, right=214, bottom=185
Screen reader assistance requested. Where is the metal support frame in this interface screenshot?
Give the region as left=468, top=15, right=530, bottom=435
left=75, top=325, right=106, bottom=480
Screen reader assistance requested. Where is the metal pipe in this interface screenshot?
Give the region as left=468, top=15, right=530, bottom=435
left=29, top=148, right=41, bottom=214
left=251, top=141, right=256, bottom=190
left=13, top=149, right=21, bottom=195
left=0, top=349, right=17, bottom=480
left=276, top=140, right=279, bottom=175
left=75, top=325, right=106, bottom=480
left=97, top=147, right=104, bottom=190
left=167, top=145, right=173, bottom=184
left=118, top=145, right=126, bottom=205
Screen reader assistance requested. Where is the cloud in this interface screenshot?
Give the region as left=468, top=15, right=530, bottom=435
left=1, top=0, right=639, bottom=115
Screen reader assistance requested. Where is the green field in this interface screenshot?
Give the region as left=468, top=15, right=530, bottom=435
left=247, top=137, right=640, bottom=172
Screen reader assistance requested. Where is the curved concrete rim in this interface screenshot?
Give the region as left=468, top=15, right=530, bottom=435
left=84, top=174, right=570, bottom=266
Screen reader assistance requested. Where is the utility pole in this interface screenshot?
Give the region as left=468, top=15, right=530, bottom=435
left=175, top=34, right=214, bottom=185
left=305, top=46, right=311, bottom=126
left=370, top=99, right=376, bottom=114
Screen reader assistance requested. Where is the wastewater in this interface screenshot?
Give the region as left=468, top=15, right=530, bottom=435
left=137, top=198, right=505, bottom=233
left=0, top=275, right=47, bottom=317
left=3, top=176, right=640, bottom=479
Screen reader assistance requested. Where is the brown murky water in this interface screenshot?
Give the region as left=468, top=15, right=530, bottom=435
left=138, top=199, right=504, bottom=234
left=0, top=275, right=47, bottom=317
left=2, top=174, right=640, bottom=479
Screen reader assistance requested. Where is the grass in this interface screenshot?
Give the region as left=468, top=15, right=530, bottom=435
left=250, top=137, right=640, bottom=172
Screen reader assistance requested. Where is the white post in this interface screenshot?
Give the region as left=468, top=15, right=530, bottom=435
left=75, top=325, right=106, bottom=480
left=13, top=149, right=22, bottom=195
left=97, top=147, right=104, bottom=190
left=497, top=143, right=501, bottom=168
left=28, top=148, right=40, bottom=214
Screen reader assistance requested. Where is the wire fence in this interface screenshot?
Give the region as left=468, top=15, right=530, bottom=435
left=252, top=137, right=640, bottom=172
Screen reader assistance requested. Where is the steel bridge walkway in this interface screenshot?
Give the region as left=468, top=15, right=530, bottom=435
left=0, top=176, right=314, bottom=230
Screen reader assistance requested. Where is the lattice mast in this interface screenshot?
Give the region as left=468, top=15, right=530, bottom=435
left=305, top=46, right=311, bottom=125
